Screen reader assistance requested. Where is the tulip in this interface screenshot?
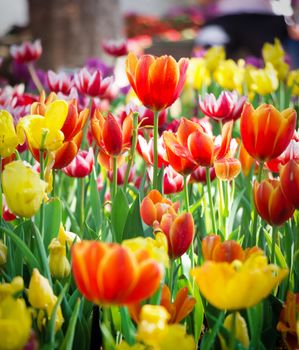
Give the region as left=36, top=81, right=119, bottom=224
left=280, top=159, right=299, bottom=209
left=203, top=46, right=226, bottom=73
left=214, top=59, right=244, bottom=92
left=186, top=58, right=211, bottom=90
left=220, top=312, right=250, bottom=350
left=277, top=291, right=299, bottom=349
left=249, top=63, right=279, bottom=95
left=74, top=67, right=112, bottom=97
left=199, top=91, right=246, bottom=123
left=0, top=277, right=24, bottom=302
left=17, top=99, right=69, bottom=151
left=253, top=178, right=295, bottom=226
left=126, top=53, right=188, bottom=111
left=2, top=160, right=47, bottom=218
left=140, top=189, right=179, bottom=227
left=190, top=165, right=216, bottom=184
left=201, top=234, right=221, bottom=261
left=214, top=157, right=241, bottom=181
left=287, top=69, right=299, bottom=96
left=71, top=240, right=163, bottom=305
left=163, top=166, right=184, bottom=195
left=102, top=38, right=128, bottom=57
left=240, top=103, right=296, bottom=162
left=57, top=224, right=81, bottom=248
left=0, top=296, right=32, bottom=350
left=137, top=134, right=168, bottom=168
left=92, top=109, right=132, bottom=157
left=107, top=163, right=136, bottom=185
left=191, top=253, right=288, bottom=310
left=63, top=147, right=94, bottom=178
left=48, top=239, right=71, bottom=279
left=47, top=70, right=73, bottom=95
left=10, top=39, right=42, bottom=64
left=0, top=240, right=7, bottom=266
left=156, top=212, right=194, bottom=259
left=0, top=110, right=19, bottom=158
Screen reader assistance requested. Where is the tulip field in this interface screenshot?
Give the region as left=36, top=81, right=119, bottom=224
left=0, top=38, right=299, bottom=350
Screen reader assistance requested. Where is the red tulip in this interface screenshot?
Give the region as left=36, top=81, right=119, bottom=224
left=190, top=166, right=216, bottom=184
left=126, top=53, right=188, bottom=111
left=74, top=68, right=112, bottom=97
left=102, top=38, right=128, bottom=57
left=63, top=148, right=94, bottom=178
left=253, top=178, right=295, bottom=226
left=199, top=91, right=247, bottom=122
left=240, top=103, right=296, bottom=162
left=10, top=40, right=42, bottom=64
left=280, top=159, right=299, bottom=209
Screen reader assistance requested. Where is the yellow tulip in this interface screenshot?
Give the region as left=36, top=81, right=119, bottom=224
left=213, top=59, right=244, bottom=92
left=37, top=296, right=64, bottom=332
left=0, top=296, right=32, bottom=350
left=28, top=268, right=55, bottom=309
left=17, top=99, right=68, bottom=151
left=0, top=240, right=7, bottom=266
left=186, top=58, right=211, bottom=90
left=0, top=276, right=24, bottom=302
left=191, top=253, right=288, bottom=310
left=287, top=70, right=299, bottom=96
left=122, top=232, right=169, bottom=268
left=220, top=312, right=250, bottom=350
left=48, top=238, right=71, bottom=279
left=0, top=110, right=19, bottom=158
left=57, top=224, right=81, bottom=248
left=249, top=63, right=279, bottom=95
left=2, top=160, right=47, bottom=218
left=262, top=38, right=289, bottom=80
left=203, top=46, right=226, bottom=73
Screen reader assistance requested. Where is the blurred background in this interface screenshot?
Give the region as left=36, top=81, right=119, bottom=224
left=0, top=0, right=298, bottom=73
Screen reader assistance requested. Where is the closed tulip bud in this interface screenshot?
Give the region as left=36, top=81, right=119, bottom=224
left=214, top=157, right=241, bottom=181
left=0, top=110, right=19, bottom=158
left=2, top=160, right=47, bottom=218
left=48, top=239, right=71, bottom=279
left=240, top=103, right=296, bottom=162
left=212, top=240, right=245, bottom=262
left=220, top=312, right=250, bottom=350
left=28, top=268, right=55, bottom=309
left=280, top=159, right=299, bottom=209
left=253, top=179, right=295, bottom=226
left=0, top=240, right=7, bottom=266
left=0, top=296, right=32, bottom=350
left=202, top=234, right=221, bottom=260
left=57, top=224, right=80, bottom=248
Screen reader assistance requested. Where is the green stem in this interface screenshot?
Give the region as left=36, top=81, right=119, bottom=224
left=80, top=177, right=85, bottom=229
left=169, top=259, right=175, bottom=295
left=228, top=311, right=237, bottom=350
left=112, top=156, right=118, bottom=200
left=206, top=167, right=217, bottom=233
left=27, top=62, right=43, bottom=93
left=271, top=226, right=278, bottom=263
left=39, top=149, right=45, bottom=239
left=123, top=112, right=138, bottom=192
left=183, top=176, right=190, bottom=212
left=153, top=110, right=159, bottom=189
left=252, top=162, right=264, bottom=245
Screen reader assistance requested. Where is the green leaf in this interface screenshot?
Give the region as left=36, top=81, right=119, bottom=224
left=227, top=188, right=246, bottom=234
left=200, top=310, right=225, bottom=350
left=120, top=307, right=136, bottom=345
left=60, top=298, right=81, bottom=350
left=123, top=194, right=144, bottom=240
left=44, top=198, right=62, bottom=249
left=192, top=284, right=204, bottom=343
left=247, top=302, right=263, bottom=349
left=263, top=229, right=288, bottom=269
left=2, top=226, right=40, bottom=271
left=111, top=188, right=129, bottom=243
left=89, top=168, right=102, bottom=232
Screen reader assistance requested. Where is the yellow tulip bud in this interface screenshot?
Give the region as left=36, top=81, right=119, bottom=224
left=220, top=312, right=250, bottom=350
left=28, top=268, right=54, bottom=309
left=37, top=296, right=64, bottom=332
left=48, top=238, right=71, bottom=279
left=0, top=296, right=32, bottom=350
left=0, top=276, right=24, bottom=302
left=0, top=110, right=19, bottom=158
left=2, top=160, right=47, bottom=218
left=0, top=240, right=7, bottom=266
left=57, top=224, right=80, bottom=248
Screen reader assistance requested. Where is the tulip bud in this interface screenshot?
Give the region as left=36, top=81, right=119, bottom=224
left=0, top=110, right=19, bottom=158
left=0, top=296, right=32, bottom=350
left=57, top=224, right=80, bottom=248
left=0, top=240, right=7, bottom=266
left=28, top=269, right=54, bottom=309
left=214, top=157, right=241, bottom=181
left=212, top=240, right=245, bottom=263
left=0, top=276, right=24, bottom=302
left=2, top=160, right=47, bottom=218
left=37, top=296, right=64, bottom=333
left=202, top=234, right=221, bottom=260
left=48, top=239, right=71, bottom=279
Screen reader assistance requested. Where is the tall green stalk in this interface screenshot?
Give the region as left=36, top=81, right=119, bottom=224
left=112, top=156, right=118, bottom=200
left=206, top=167, right=217, bottom=233
left=153, top=110, right=159, bottom=189
left=252, top=162, right=264, bottom=245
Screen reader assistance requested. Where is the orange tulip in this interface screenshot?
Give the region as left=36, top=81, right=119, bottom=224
left=155, top=212, right=194, bottom=259
left=239, top=141, right=257, bottom=176
left=201, top=234, right=221, bottom=261
left=214, top=157, right=241, bottom=181
left=253, top=178, right=295, bottom=226
left=129, top=284, right=195, bottom=324
left=140, top=190, right=179, bottom=227
left=126, top=53, right=188, bottom=111
left=71, top=240, right=162, bottom=305
left=280, top=159, right=299, bottom=209
left=91, top=109, right=132, bottom=157
left=240, top=103, right=296, bottom=162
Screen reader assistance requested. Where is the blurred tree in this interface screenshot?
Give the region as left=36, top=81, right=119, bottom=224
left=28, top=0, right=124, bottom=70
